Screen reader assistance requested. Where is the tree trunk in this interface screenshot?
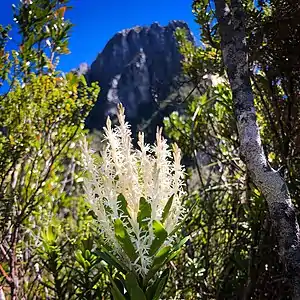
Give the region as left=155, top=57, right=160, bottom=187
left=213, top=0, right=300, bottom=298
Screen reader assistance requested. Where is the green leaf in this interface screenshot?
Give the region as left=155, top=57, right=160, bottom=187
left=149, top=220, right=168, bottom=256
left=152, top=246, right=171, bottom=267
left=173, top=236, right=190, bottom=252
left=66, top=72, right=78, bottom=86
left=145, top=238, right=188, bottom=284
left=165, top=236, right=190, bottom=264
left=137, top=197, right=151, bottom=229
left=117, top=194, right=130, bottom=218
left=111, top=280, right=126, bottom=300
left=114, top=278, right=125, bottom=297
left=152, top=269, right=170, bottom=300
left=145, top=246, right=171, bottom=284
left=79, top=74, right=87, bottom=85
left=166, top=248, right=181, bottom=263
left=146, top=269, right=170, bottom=300
left=43, top=225, right=58, bottom=243
left=102, top=267, right=126, bottom=300
left=81, top=237, right=94, bottom=251
left=125, top=272, right=146, bottom=300
left=115, top=273, right=127, bottom=291
left=114, top=219, right=138, bottom=261
left=96, top=250, right=128, bottom=274
left=161, top=195, right=174, bottom=224
left=74, top=251, right=86, bottom=268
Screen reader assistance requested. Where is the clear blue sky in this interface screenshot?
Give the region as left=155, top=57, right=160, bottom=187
left=1, top=0, right=198, bottom=72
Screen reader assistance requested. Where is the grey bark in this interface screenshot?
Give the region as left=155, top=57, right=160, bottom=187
left=213, top=0, right=300, bottom=298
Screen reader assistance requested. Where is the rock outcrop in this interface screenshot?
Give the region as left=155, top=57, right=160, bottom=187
left=83, top=20, right=195, bottom=136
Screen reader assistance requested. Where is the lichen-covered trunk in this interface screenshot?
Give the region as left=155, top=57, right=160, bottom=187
left=213, top=0, right=300, bottom=298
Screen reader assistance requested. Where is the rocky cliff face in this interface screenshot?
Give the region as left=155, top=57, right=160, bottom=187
left=83, top=20, right=195, bottom=135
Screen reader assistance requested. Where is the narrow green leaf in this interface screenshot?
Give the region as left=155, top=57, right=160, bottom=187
left=74, top=251, right=85, bottom=268
left=125, top=272, right=146, bottom=300
left=146, top=269, right=170, bottom=300
left=165, top=236, right=190, bottom=264
left=103, top=266, right=126, bottom=300
left=149, top=220, right=168, bottom=256
left=111, top=282, right=126, bottom=300
left=114, top=278, right=125, bottom=297
left=153, top=269, right=170, bottom=300
left=79, top=74, right=87, bottom=85
left=96, top=250, right=128, bottom=274
left=163, top=236, right=190, bottom=265
left=115, top=273, right=127, bottom=291
left=152, top=246, right=171, bottom=267
left=114, top=219, right=138, bottom=261
left=81, top=237, right=93, bottom=250
left=137, top=197, right=152, bottom=229
left=161, top=195, right=174, bottom=224
left=118, top=194, right=130, bottom=218
left=84, top=249, right=91, bottom=258
left=173, top=236, right=190, bottom=252
left=145, top=246, right=171, bottom=283
left=166, top=249, right=181, bottom=263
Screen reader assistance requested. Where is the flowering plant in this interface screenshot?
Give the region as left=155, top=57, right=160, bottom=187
left=81, top=104, right=188, bottom=299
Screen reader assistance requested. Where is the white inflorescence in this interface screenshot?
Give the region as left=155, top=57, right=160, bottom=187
left=81, top=104, right=185, bottom=276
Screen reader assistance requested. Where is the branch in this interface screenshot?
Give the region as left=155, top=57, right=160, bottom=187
left=0, top=264, right=12, bottom=284
left=213, top=0, right=300, bottom=298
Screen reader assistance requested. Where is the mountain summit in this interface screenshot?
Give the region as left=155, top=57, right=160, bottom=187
left=82, top=20, right=194, bottom=133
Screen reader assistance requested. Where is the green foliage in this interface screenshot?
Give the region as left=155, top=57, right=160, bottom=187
left=0, top=1, right=109, bottom=299
left=0, top=71, right=102, bottom=298
left=114, top=218, right=138, bottom=262
left=12, top=0, right=72, bottom=74
left=97, top=192, right=188, bottom=300
left=1, top=0, right=298, bottom=299
left=161, top=1, right=300, bottom=298
left=175, top=27, right=223, bottom=83
left=137, top=197, right=152, bottom=229
left=72, top=239, right=110, bottom=299
left=146, top=269, right=170, bottom=300
left=149, top=221, right=168, bottom=256
left=125, top=272, right=147, bottom=300
left=163, top=81, right=256, bottom=299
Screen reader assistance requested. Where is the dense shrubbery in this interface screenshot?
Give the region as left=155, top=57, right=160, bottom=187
left=162, top=1, right=300, bottom=298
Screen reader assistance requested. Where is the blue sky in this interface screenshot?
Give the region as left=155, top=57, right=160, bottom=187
left=1, top=0, right=198, bottom=72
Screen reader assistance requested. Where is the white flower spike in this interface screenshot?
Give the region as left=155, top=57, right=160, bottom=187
left=81, top=104, right=186, bottom=276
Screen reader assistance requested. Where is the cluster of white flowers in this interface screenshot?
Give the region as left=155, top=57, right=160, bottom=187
left=81, top=104, right=185, bottom=276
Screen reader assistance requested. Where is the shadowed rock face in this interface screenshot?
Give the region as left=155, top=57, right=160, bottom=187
left=83, top=20, right=194, bottom=133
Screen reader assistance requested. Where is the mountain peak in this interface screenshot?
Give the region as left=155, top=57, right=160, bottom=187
left=84, top=20, right=194, bottom=136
